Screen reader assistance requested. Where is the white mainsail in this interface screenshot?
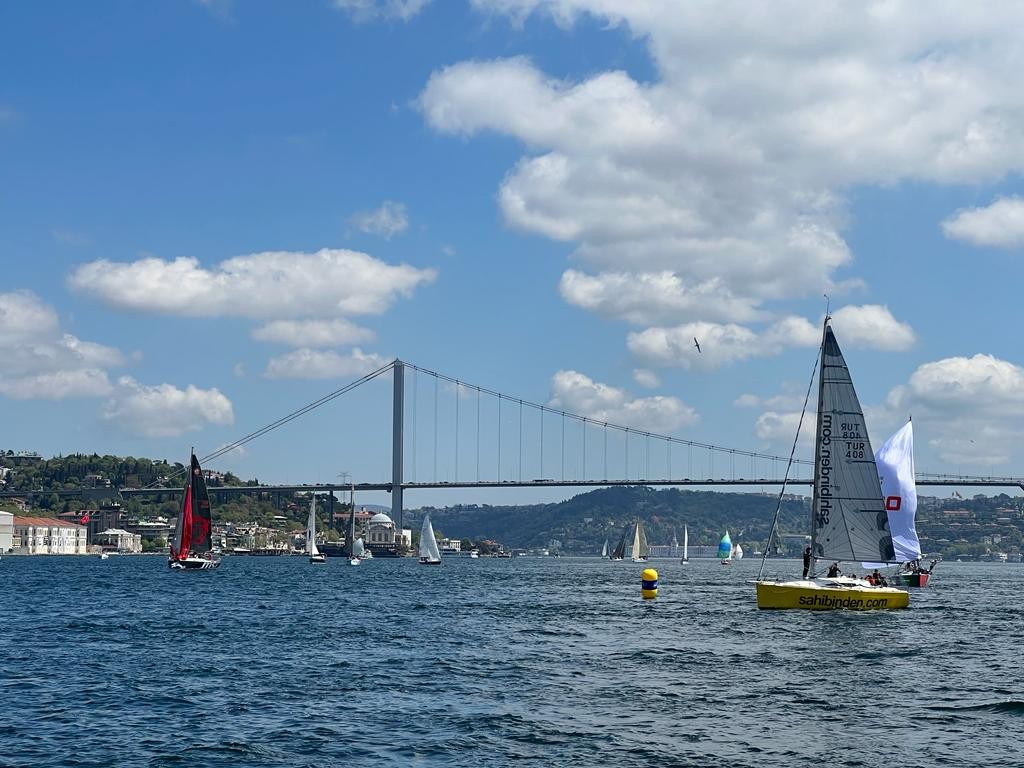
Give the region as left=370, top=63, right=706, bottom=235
left=631, top=520, right=649, bottom=561
left=733, top=543, right=744, bottom=560
left=811, top=324, right=895, bottom=565
left=683, top=525, right=689, bottom=562
left=601, top=539, right=609, bottom=558
left=306, top=496, right=321, bottom=558
left=419, top=514, right=441, bottom=562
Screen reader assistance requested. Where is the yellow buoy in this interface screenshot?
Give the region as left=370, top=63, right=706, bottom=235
left=641, top=568, right=658, bottom=599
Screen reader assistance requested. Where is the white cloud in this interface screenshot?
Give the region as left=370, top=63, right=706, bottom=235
left=0, top=291, right=60, bottom=346
left=883, top=354, right=1024, bottom=465
left=68, top=249, right=436, bottom=319
left=0, top=290, right=127, bottom=400
left=548, top=369, right=697, bottom=432
left=421, top=4, right=1024, bottom=341
left=349, top=201, right=410, bottom=239
left=559, top=269, right=764, bottom=326
left=263, top=348, right=391, bottom=380
left=101, top=377, right=234, bottom=438
left=332, top=0, right=431, bottom=21
left=627, top=308, right=909, bottom=370
left=252, top=318, right=376, bottom=348
left=942, top=196, right=1024, bottom=248
left=632, top=368, right=660, bottom=388
left=0, top=369, right=113, bottom=400
left=829, top=305, right=916, bottom=350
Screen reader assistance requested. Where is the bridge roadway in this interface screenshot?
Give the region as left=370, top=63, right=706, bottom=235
left=3, top=476, right=1022, bottom=500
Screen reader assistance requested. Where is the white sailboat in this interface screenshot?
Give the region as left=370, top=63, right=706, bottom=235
left=681, top=525, right=689, bottom=564
left=631, top=519, right=649, bottom=563
left=418, top=514, right=441, bottom=565
left=306, top=495, right=325, bottom=564
left=600, top=538, right=609, bottom=558
left=733, top=543, right=744, bottom=560
left=755, top=318, right=909, bottom=610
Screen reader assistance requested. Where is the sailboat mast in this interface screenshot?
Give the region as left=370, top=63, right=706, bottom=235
left=807, top=317, right=830, bottom=576
left=347, top=479, right=356, bottom=558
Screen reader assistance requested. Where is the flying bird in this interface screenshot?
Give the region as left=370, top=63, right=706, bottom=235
left=693, top=337, right=701, bottom=354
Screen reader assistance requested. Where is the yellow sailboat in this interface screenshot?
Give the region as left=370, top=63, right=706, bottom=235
left=755, top=318, right=909, bottom=610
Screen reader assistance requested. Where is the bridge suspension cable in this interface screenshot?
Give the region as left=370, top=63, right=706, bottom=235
left=401, top=361, right=813, bottom=484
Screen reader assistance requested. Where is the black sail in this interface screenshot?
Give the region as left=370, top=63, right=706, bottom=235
left=189, top=452, right=214, bottom=554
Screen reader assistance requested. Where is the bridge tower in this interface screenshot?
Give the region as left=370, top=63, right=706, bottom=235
left=392, top=359, right=404, bottom=530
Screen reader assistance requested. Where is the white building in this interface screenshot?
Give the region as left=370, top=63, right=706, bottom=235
left=439, top=537, right=462, bottom=555
left=15, top=516, right=88, bottom=555
left=0, top=511, right=13, bottom=553
left=94, top=528, right=143, bottom=554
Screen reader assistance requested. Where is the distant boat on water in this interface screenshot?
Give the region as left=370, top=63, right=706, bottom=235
left=168, top=451, right=220, bottom=571
left=610, top=524, right=629, bottom=561
left=718, top=531, right=733, bottom=564
left=681, top=525, right=689, bottom=564
left=306, top=495, right=326, bottom=564
left=418, top=514, right=441, bottom=565
left=631, top=519, right=649, bottom=563
left=733, top=543, right=744, bottom=560
left=600, top=538, right=609, bottom=558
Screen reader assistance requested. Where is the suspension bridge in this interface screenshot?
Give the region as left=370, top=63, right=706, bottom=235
left=6, top=359, right=1023, bottom=528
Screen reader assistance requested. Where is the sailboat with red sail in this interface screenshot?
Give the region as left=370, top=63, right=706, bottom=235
left=168, top=451, right=221, bottom=570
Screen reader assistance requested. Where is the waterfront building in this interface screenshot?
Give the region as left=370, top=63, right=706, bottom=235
left=366, top=511, right=399, bottom=557
left=439, top=538, right=462, bottom=555
left=14, top=516, right=88, bottom=555
left=0, top=511, right=13, bottom=553
left=93, top=528, right=143, bottom=554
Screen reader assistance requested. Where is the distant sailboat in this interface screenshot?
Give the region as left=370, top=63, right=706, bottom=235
left=755, top=318, right=909, bottom=610
left=718, top=530, right=733, bottom=564
left=610, top=524, right=629, bottom=561
left=681, top=524, right=689, bottom=564
left=631, top=519, right=649, bottom=563
left=168, top=451, right=220, bottom=571
left=345, top=481, right=360, bottom=566
left=600, top=538, right=609, bottom=558
left=418, top=514, right=441, bottom=565
left=733, top=543, right=744, bottom=560
left=306, top=495, right=325, bottom=564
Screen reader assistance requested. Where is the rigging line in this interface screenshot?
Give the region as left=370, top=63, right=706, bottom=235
left=401, top=361, right=810, bottom=467
left=161, top=361, right=394, bottom=487
left=756, top=339, right=823, bottom=582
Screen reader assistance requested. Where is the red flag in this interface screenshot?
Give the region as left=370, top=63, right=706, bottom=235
left=79, top=513, right=90, bottom=525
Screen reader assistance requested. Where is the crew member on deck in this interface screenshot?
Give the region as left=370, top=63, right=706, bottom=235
left=802, top=546, right=812, bottom=578
left=827, top=562, right=840, bottom=578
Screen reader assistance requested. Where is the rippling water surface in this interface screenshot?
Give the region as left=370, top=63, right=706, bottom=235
left=2, top=555, right=1021, bottom=766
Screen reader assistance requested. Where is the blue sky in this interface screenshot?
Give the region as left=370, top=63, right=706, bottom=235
left=2, top=1, right=1024, bottom=508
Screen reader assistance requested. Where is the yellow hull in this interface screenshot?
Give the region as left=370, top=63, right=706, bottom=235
left=756, top=580, right=909, bottom=610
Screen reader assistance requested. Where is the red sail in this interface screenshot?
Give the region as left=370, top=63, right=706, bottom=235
left=175, top=484, right=193, bottom=560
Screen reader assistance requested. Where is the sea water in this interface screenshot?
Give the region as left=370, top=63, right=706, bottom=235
left=1, top=556, right=1020, bottom=767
